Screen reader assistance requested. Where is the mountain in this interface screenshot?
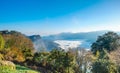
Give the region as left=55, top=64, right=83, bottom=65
left=29, top=30, right=120, bottom=51
left=42, top=30, right=111, bottom=50
left=43, top=30, right=109, bottom=42
left=29, top=35, right=46, bottom=52
left=29, top=35, right=42, bottom=42
left=29, top=35, right=59, bottom=52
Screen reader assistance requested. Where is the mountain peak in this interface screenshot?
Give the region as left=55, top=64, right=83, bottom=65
left=29, top=35, right=41, bottom=41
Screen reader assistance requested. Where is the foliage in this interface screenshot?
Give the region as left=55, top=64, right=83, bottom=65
left=91, top=32, right=120, bottom=54
left=109, top=48, right=120, bottom=72
left=33, top=52, right=49, bottom=66
left=48, top=49, right=75, bottom=73
left=91, top=32, right=120, bottom=73
left=109, top=48, right=120, bottom=65
left=0, top=34, right=5, bottom=50
left=117, top=66, right=120, bottom=73
left=92, top=59, right=117, bottom=73
left=32, top=49, right=76, bottom=73
left=0, top=30, right=35, bottom=62
left=96, top=49, right=109, bottom=59
left=0, top=53, right=4, bottom=60
left=74, top=48, right=93, bottom=73
left=4, top=47, right=25, bottom=62
left=92, top=48, right=118, bottom=73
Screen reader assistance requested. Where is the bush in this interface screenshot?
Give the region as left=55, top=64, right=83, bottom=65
left=0, top=60, right=16, bottom=73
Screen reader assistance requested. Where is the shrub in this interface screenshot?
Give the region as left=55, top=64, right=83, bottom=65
left=0, top=60, right=16, bottom=73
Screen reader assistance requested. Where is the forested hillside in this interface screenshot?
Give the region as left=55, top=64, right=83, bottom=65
left=0, top=30, right=34, bottom=62
left=0, top=30, right=120, bottom=73
left=0, top=30, right=38, bottom=73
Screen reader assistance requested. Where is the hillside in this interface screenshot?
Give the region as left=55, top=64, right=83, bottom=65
left=16, top=65, right=39, bottom=73
left=0, top=30, right=35, bottom=62
left=0, top=30, right=42, bottom=73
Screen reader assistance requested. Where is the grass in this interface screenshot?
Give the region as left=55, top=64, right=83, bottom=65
left=16, top=65, right=40, bottom=73
left=0, top=60, right=40, bottom=73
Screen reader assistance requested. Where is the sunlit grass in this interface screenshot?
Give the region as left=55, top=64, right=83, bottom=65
left=16, top=65, right=39, bottom=73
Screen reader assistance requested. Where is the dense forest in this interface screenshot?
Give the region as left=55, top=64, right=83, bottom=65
left=0, top=30, right=120, bottom=73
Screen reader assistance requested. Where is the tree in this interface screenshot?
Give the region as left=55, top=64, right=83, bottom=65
left=91, top=31, right=120, bottom=54
left=75, top=48, right=92, bottom=73
left=4, top=47, right=25, bottom=62
left=109, top=47, right=120, bottom=64
left=91, top=59, right=117, bottom=73
left=64, top=51, right=75, bottom=73
left=48, top=49, right=66, bottom=72
left=109, top=48, right=120, bottom=72
left=47, top=49, right=75, bottom=73
left=92, top=48, right=118, bottom=73
left=33, top=52, right=49, bottom=67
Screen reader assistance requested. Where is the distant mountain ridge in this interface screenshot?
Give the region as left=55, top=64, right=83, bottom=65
left=30, top=31, right=105, bottom=51
left=43, top=30, right=110, bottom=42
left=29, top=30, right=120, bottom=51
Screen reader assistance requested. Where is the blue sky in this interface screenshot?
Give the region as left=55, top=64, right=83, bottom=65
left=0, top=0, right=120, bottom=36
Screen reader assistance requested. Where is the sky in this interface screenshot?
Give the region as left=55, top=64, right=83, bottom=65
left=0, top=0, right=120, bottom=36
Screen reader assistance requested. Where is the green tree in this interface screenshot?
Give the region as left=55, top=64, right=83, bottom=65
left=47, top=49, right=75, bottom=73
left=92, top=48, right=117, bottom=73
left=91, top=31, right=120, bottom=54
left=48, top=49, right=66, bottom=72
left=99, top=49, right=109, bottom=59
left=33, top=52, right=49, bottom=67
left=92, top=59, right=117, bottom=73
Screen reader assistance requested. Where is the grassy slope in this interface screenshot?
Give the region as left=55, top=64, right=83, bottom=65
left=16, top=65, right=40, bottom=73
